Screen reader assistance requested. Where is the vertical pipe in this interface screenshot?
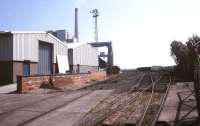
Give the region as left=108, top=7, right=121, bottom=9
left=74, top=8, right=79, bottom=42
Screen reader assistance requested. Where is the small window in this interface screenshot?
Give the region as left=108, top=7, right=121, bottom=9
left=23, top=63, right=30, bottom=76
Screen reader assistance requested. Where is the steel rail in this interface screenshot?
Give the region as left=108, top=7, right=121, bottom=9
left=137, top=73, right=163, bottom=126
left=151, top=76, right=172, bottom=126
left=72, top=72, right=153, bottom=126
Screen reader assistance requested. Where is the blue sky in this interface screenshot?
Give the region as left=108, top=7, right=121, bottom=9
left=1, top=0, right=200, bottom=68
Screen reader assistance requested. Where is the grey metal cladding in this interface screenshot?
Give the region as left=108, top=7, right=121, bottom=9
left=38, top=42, right=52, bottom=74
left=68, top=49, right=73, bottom=65
left=0, top=34, right=13, bottom=61
left=13, top=33, right=68, bottom=63
left=73, top=44, right=98, bottom=66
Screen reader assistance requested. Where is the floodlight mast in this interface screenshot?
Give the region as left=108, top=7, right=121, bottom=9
left=90, top=9, right=99, bottom=42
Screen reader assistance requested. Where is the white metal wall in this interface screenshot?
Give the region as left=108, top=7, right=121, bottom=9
left=73, top=44, right=98, bottom=66
left=13, top=33, right=68, bottom=63
left=0, top=34, right=13, bottom=61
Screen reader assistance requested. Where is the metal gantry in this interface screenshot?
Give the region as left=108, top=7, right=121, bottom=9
left=89, top=42, right=113, bottom=67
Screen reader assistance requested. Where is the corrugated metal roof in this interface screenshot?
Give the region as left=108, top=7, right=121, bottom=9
left=12, top=31, right=46, bottom=34
left=0, top=31, right=46, bottom=34
left=65, top=42, right=88, bottom=49
left=12, top=32, right=68, bottom=63
left=0, top=31, right=69, bottom=63
left=0, top=31, right=67, bottom=47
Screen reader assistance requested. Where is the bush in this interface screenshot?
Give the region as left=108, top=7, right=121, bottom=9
left=106, top=66, right=120, bottom=75
left=40, top=81, right=60, bottom=90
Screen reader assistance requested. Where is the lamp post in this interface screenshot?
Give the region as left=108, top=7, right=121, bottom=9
left=90, top=9, right=99, bottom=42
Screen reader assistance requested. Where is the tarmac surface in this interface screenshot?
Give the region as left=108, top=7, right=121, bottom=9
left=0, top=83, right=17, bottom=93
left=0, top=90, right=113, bottom=126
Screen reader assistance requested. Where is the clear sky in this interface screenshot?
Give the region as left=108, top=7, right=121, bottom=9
left=1, top=0, right=200, bottom=69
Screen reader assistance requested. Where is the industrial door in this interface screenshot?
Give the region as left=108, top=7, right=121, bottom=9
left=38, top=42, right=52, bottom=74
left=23, top=63, right=30, bottom=76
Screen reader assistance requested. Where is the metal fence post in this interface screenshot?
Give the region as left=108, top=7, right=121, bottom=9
left=194, top=65, right=200, bottom=118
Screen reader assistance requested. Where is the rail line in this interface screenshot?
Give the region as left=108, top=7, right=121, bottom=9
left=72, top=72, right=156, bottom=126
left=137, top=74, right=171, bottom=126
left=151, top=78, right=171, bottom=126
left=137, top=73, right=162, bottom=126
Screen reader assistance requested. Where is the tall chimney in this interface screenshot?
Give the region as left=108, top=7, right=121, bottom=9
left=74, top=8, right=79, bottom=42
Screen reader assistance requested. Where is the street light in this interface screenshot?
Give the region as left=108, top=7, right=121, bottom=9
left=90, top=9, right=99, bottom=42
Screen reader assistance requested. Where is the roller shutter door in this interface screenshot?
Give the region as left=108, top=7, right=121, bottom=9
left=38, top=42, right=52, bottom=74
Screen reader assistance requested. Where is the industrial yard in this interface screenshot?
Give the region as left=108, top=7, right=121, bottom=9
left=1, top=0, right=200, bottom=126
left=1, top=70, right=196, bottom=126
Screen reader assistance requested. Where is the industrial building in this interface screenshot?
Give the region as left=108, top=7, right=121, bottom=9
left=66, top=42, right=99, bottom=73
left=0, top=31, right=101, bottom=85
left=0, top=8, right=113, bottom=85
left=0, top=31, right=68, bottom=85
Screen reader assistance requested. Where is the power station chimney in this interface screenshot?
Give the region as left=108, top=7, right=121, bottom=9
left=74, top=8, right=79, bottom=42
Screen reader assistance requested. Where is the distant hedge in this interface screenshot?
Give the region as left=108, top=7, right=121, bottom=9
left=106, top=66, right=120, bottom=75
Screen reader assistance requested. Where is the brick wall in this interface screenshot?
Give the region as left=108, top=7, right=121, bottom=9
left=13, top=62, right=38, bottom=83
left=13, top=62, right=23, bottom=82
left=30, top=63, right=38, bottom=75
left=17, top=71, right=106, bottom=93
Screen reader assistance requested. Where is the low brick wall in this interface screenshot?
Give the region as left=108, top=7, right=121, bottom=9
left=17, top=71, right=107, bottom=93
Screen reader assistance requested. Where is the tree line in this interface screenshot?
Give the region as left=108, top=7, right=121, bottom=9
left=170, top=34, right=200, bottom=81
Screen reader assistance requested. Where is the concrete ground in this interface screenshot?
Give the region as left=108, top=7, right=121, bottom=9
left=158, top=82, right=198, bottom=125
left=0, top=83, right=17, bottom=93
left=0, top=89, right=113, bottom=126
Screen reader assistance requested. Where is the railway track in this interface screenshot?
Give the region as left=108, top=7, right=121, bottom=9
left=72, top=72, right=159, bottom=126
left=80, top=72, right=170, bottom=126
left=136, top=74, right=171, bottom=126
left=0, top=71, right=172, bottom=126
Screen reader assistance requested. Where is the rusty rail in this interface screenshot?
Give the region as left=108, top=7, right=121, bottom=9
left=137, top=75, right=171, bottom=126
left=151, top=76, right=172, bottom=126
left=72, top=72, right=152, bottom=126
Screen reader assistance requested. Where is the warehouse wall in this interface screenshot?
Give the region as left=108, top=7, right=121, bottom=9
left=13, top=33, right=68, bottom=63
left=0, top=61, right=40, bottom=85
left=70, top=65, right=99, bottom=73
left=0, top=61, right=13, bottom=85
left=0, top=34, right=13, bottom=61
left=0, top=34, right=13, bottom=85
left=72, top=44, right=98, bottom=66
left=12, top=62, right=38, bottom=82
left=0, top=33, right=68, bottom=85
left=68, top=49, right=73, bottom=65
